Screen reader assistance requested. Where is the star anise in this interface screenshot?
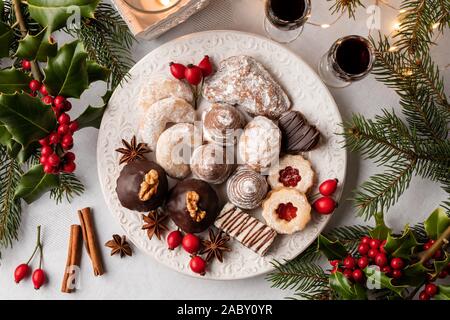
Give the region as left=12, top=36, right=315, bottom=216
left=142, top=210, right=169, bottom=240
left=105, top=234, right=132, bottom=258
left=200, top=229, right=231, bottom=263
left=115, top=135, right=151, bottom=165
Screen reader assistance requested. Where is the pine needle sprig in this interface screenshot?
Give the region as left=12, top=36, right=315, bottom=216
left=49, top=173, right=85, bottom=204
left=328, top=0, right=364, bottom=19
left=0, top=146, right=23, bottom=258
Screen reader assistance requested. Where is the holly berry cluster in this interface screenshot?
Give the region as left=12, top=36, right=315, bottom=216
left=22, top=60, right=80, bottom=175
left=166, top=230, right=207, bottom=276
left=313, top=179, right=338, bottom=215
left=13, top=226, right=46, bottom=290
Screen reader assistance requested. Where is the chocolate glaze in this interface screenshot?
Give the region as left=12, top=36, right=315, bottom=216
left=166, top=179, right=219, bottom=233
left=116, top=160, right=169, bottom=212
left=279, top=111, right=320, bottom=154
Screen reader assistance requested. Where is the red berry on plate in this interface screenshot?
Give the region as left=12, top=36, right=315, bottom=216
left=39, top=85, right=49, bottom=96
left=184, top=64, right=203, bottom=86
left=21, top=60, right=31, bottom=70
left=352, top=269, right=364, bottom=283
left=369, top=238, right=380, bottom=249
left=169, top=62, right=186, bottom=80
left=381, top=266, right=391, bottom=275
left=368, top=248, right=379, bottom=259
left=54, top=95, right=66, bottom=108
left=58, top=124, right=70, bottom=136
left=64, top=152, right=76, bottom=162
left=425, top=283, right=438, bottom=297
left=374, top=253, right=388, bottom=267
left=42, top=95, right=53, bottom=105
left=343, top=269, right=353, bottom=281
left=29, top=80, right=41, bottom=92
left=358, top=243, right=370, bottom=256
left=319, top=178, right=338, bottom=196
left=32, top=269, right=45, bottom=290
left=48, top=132, right=59, bottom=145
left=69, top=121, right=79, bottom=133
left=47, top=153, right=60, bottom=167
left=357, top=256, right=369, bottom=269
left=390, top=257, right=405, bottom=270
left=40, top=145, right=53, bottom=157
left=182, top=233, right=200, bottom=254
left=391, top=269, right=402, bottom=279
left=419, top=290, right=430, bottom=300
left=62, top=161, right=76, bottom=173
left=312, top=196, right=337, bottom=215
left=189, top=256, right=206, bottom=276
left=167, top=230, right=183, bottom=250
left=343, top=256, right=355, bottom=269
left=198, top=55, right=213, bottom=77
left=361, top=236, right=371, bottom=246
left=58, top=113, right=70, bottom=125
left=14, top=264, right=30, bottom=283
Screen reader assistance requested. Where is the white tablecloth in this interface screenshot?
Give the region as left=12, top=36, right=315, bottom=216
left=1, top=0, right=449, bottom=300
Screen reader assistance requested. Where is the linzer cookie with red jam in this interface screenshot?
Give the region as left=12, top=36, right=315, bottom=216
left=262, top=188, right=311, bottom=234
left=267, top=154, right=315, bottom=193
left=215, top=203, right=277, bottom=256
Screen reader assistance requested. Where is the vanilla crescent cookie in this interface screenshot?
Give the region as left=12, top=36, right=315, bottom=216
left=262, top=188, right=311, bottom=234
left=156, top=123, right=202, bottom=179
left=138, top=77, right=194, bottom=112
left=139, top=97, right=196, bottom=150
left=267, top=154, right=315, bottom=194
left=238, top=116, right=281, bottom=172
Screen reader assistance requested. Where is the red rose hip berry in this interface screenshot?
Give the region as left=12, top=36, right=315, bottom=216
left=182, top=233, right=201, bottom=254
left=390, top=257, right=405, bottom=270
left=313, top=196, right=337, bottom=215
left=198, top=55, right=213, bottom=77
left=189, top=256, right=206, bottom=276
left=278, top=166, right=301, bottom=187
left=419, top=291, right=430, bottom=300
left=184, top=64, right=203, bottom=86
left=169, top=62, right=186, bottom=80
left=14, top=264, right=30, bottom=283
left=425, top=283, right=438, bottom=297
left=319, top=178, right=338, bottom=196
left=32, top=269, right=45, bottom=289
left=167, top=230, right=183, bottom=250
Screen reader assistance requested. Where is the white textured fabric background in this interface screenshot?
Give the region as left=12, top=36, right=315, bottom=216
left=0, top=0, right=448, bottom=300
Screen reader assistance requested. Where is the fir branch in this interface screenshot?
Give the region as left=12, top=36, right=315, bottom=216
left=49, top=173, right=85, bottom=204
left=0, top=146, right=22, bottom=258
left=328, top=0, right=364, bottom=19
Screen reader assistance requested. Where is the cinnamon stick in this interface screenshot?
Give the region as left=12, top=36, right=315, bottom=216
left=61, top=225, right=82, bottom=293
left=78, top=207, right=105, bottom=276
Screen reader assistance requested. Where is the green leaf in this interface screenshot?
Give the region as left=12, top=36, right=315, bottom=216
left=424, top=208, right=450, bottom=240
left=364, top=266, right=407, bottom=296
left=399, top=262, right=431, bottom=287
left=14, top=164, right=59, bottom=203
left=369, top=212, right=391, bottom=239
left=0, top=93, right=57, bottom=148
left=383, top=226, right=419, bottom=259
left=28, top=0, right=100, bottom=32
left=0, top=124, right=13, bottom=147
left=435, top=285, right=450, bottom=300
left=0, top=68, right=32, bottom=94
left=430, top=252, right=450, bottom=279
left=43, top=41, right=108, bottom=98
left=16, top=142, right=40, bottom=164
left=329, top=272, right=367, bottom=300
left=0, top=21, right=12, bottom=58
left=317, top=235, right=348, bottom=260
left=16, top=27, right=57, bottom=62
left=75, top=90, right=111, bottom=129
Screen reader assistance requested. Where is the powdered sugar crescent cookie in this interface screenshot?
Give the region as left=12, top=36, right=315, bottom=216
left=262, top=188, right=311, bottom=234
left=138, top=77, right=194, bottom=112
left=267, top=154, right=315, bottom=194
left=139, top=97, right=196, bottom=150
left=238, top=116, right=281, bottom=172
left=156, top=123, right=202, bottom=179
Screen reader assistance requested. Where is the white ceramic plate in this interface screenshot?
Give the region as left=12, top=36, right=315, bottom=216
left=97, top=30, right=346, bottom=280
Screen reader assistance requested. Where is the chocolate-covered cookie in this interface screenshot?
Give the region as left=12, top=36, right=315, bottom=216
left=279, top=111, right=320, bottom=154
left=166, top=179, right=219, bottom=233
left=116, top=160, right=169, bottom=212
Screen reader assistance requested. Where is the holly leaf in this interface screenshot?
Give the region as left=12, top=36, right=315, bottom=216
left=28, top=0, right=100, bottom=32
left=369, top=212, right=391, bottom=240
left=430, top=252, right=450, bottom=279
left=0, top=21, right=12, bottom=58
left=435, top=285, right=450, bottom=300
left=43, top=41, right=109, bottom=98
left=16, top=27, right=57, bottom=62
left=76, top=90, right=111, bottom=129
left=317, top=234, right=348, bottom=260
left=364, top=266, right=407, bottom=296
left=0, top=93, right=57, bottom=148
left=0, top=68, right=32, bottom=93
left=329, top=272, right=367, bottom=300
left=398, top=262, right=431, bottom=287
left=424, top=208, right=450, bottom=240
left=14, top=164, right=60, bottom=203
left=383, top=226, right=419, bottom=259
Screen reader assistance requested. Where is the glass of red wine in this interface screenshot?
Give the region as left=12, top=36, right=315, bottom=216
left=264, top=0, right=311, bottom=44
left=318, top=35, right=375, bottom=88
